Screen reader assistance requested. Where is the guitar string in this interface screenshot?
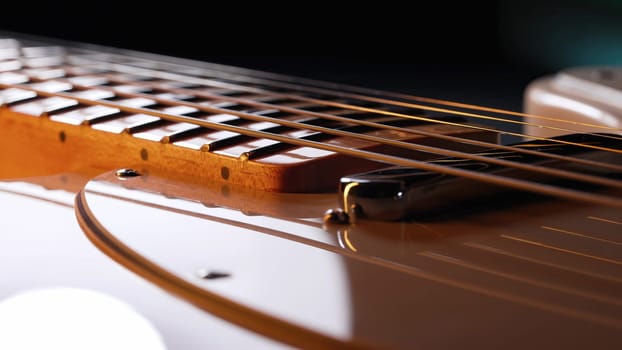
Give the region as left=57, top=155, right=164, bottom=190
left=4, top=50, right=622, bottom=205
left=9, top=68, right=622, bottom=187
left=94, top=52, right=622, bottom=134
left=11, top=47, right=620, bottom=139
left=63, top=52, right=621, bottom=143
left=3, top=82, right=622, bottom=209
left=6, top=57, right=619, bottom=175
left=52, top=74, right=622, bottom=174
left=55, top=82, right=622, bottom=189
left=6, top=72, right=622, bottom=187
left=78, top=58, right=622, bottom=151
left=53, top=56, right=622, bottom=164
left=9, top=67, right=622, bottom=198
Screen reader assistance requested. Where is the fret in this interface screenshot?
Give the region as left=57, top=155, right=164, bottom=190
left=22, top=56, right=64, bottom=68
left=11, top=96, right=78, bottom=116
left=133, top=122, right=201, bottom=142
left=105, top=73, right=154, bottom=82
left=21, top=46, right=65, bottom=58
left=0, top=60, right=21, bottom=72
left=247, top=121, right=281, bottom=130
left=155, top=81, right=199, bottom=90
left=210, top=122, right=295, bottom=158
left=0, top=48, right=20, bottom=60
left=4, top=34, right=601, bottom=199
left=91, top=113, right=161, bottom=134
left=23, top=67, right=66, bottom=80
left=50, top=105, right=120, bottom=125
left=28, top=80, right=72, bottom=93
left=0, top=72, right=29, bottom=85
left=131, top=105, right=202, bottom=141
left=0, top=38, right=20, bottom=49
left=0, top=88, right=37, bottom=105
left=296, top=103, right=344, bottom=113
left=65, top=66, right=110, bottom=76
left=204, top=101, right=247, bottom=111
left=236, top=115, right=458, bottom=162
left=115, top=97, right=156, bottom=108
left=112, top=84, right=152, bottom=94
left=72, top=89, right=115, bottom=101
left=153, top=92, right=197, bottom=101
left=257, top=146, right=337, bottom=165
left=172, top=130, right=243, bottom=151
left=214, top=138, right=282, bottom=159
left=238, top=132, right=327, bottom=161
left=157, top=105, right=200, bottom=116
left=67, top=76, right=109, bottom=87
left=170, top=114, right=281, bottom=151
left=204, top=113, right=242, bottom=124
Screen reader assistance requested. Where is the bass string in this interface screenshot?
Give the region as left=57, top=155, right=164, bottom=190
left=60, top=74, right=622, bottom=174
left=69, top=58, right=622, bottom=161
left=7, top=64, right=622, bottom=178
left=13, top=65, right=622, bottom=183
left=5, top=82, right=622, bottom=199
left=49, top=81, right=622, bottom=189
left=93, top=51, right=622, bottom=135
left=79, top=56, right=622, bottom=152
left=7, top=56, right=622, bottom=172
left=5, top=86, right=622, bottom=210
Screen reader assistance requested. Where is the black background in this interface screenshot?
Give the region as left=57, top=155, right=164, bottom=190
left=2, top=1, right=621, bottom=111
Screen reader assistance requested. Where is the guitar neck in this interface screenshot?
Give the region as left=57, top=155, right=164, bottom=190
left=0, top=37, right=495, bottom=192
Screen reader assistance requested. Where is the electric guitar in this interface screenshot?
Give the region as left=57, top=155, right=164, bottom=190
left=1, top=34, right=621, bottom=349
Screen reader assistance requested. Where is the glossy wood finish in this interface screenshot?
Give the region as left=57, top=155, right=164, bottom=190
left=77, top=170, right=622, bottom=349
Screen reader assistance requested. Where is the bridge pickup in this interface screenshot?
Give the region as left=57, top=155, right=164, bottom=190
left=338, top=133, right=622, bottom=221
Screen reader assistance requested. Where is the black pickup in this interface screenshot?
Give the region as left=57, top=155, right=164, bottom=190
left=339, top=133, right=622, bottom=220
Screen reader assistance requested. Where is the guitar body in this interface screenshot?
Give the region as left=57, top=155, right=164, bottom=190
left=76, top=169, right=622, bottom=350
left=0, top=177, right=290, bottom=349
left=0, top=34, right=621, bottom=349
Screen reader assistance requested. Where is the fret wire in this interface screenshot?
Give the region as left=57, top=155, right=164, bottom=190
left=68, top=84, right=622, bottom=190
left=43, top=58, right=622, bottom=163
left=96, top=53, right=622, bottom=134
left=11, top=61, right=622, bottom=174
left=3, top=46, right=615, bottom=206
left=202, top=63, right=620, bottom=133
left=11, top=44, right=620, bottom=139
left=53, top=72, right=622, bottom=174
left=5, top=82, right=622, bottom=194
left=86, top=60, right=622, bottom=151
left=227, top=64, right=621, bottom=132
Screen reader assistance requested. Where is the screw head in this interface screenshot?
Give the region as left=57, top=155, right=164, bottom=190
left=196, top=268, right=231, bottom=280
left=323, top=208, right=350, bottom=225
left=115, top=168, right=141, bottom=179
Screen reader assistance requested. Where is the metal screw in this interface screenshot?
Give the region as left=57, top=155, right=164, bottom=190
left=115, top=168, right=141, bottom=179
left=323, top=208, right=350, bottom=225
left=197, top=268, right=231, bottom=280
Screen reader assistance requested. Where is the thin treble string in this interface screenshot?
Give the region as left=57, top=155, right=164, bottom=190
left=98, top=53, right=622, bottom=135
left=198, top=62, right=622, bottom=133
left=17, top=68, right=622, bottom=176
left=85, top=75, right=622, bottom=174
left=91, top=56, right=622, bottom=146
left=66, top=54, right=622, bottom=143
left=6, top=81, right=622, bottom=192
left=66, top=59, right=622, bottom=155
left=3, top=83, right=622, bottom=209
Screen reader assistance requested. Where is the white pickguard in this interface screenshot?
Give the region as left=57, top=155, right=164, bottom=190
left=0, top=179, right=291, bottom=350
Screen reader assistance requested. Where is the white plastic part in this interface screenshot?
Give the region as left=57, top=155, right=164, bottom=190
left=524, top=67, right=622, bottom=138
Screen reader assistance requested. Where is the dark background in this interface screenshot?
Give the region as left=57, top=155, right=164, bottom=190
left=2, top=0, right=621, bottom=111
